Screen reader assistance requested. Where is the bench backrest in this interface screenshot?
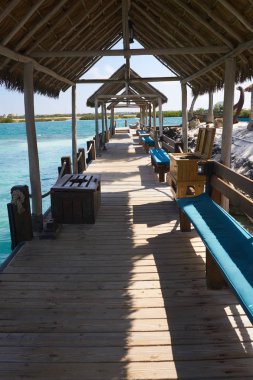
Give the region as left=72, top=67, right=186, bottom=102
left=207, top=161, right=253, bottom=219
left=161, top=134, right=183, bottom=154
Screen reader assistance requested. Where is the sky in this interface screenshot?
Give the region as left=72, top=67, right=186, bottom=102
left=0, top=40, right=252, bottom=116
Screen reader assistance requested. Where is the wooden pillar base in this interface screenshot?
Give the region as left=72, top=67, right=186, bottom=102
left=32, top=213, right=43, bottom=233
left=179, top=210, right=191, bottom=232
left=206, top=249, right=227, bottom=289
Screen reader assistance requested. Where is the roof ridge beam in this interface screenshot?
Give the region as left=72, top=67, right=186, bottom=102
left=30, top=46, right=229, bottom=58
left=76, top=76, right=181, bottom=84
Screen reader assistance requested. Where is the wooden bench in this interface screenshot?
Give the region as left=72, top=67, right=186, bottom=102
left=150, top=134, right=183, bottom=182
left=141, top=130, right=156, bottom=153
left=176, top=161, right=253, bottom=323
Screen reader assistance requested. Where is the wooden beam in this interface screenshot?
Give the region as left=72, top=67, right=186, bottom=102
left=207, top=92, right=214, bottom=123
left=122, top=0, right=130, bottom=51
left=30, top=46, right=229, bottom=58
left=23, top=62, right=42, bottom=231
left=0, top=0, right=21, bottom=24
left=182, top=38, right=253, bottom=84
left=95, top=99, right=99, bottom=151
left=171, top=0, right=233, bottom=48
left=76, top=76, right=180, bottom=84
left=2, top=0, right=45, bottom=45
left=218, top=0, right=253, bottom=33
left=158, top=97, right=163, bottom=136
left=220, top=57, right=236, bottom=167
left=153, top=102, right=156, bottom=127
left=15, top=0, right=68, bottom=52
left=72, top=85, right=78, bottom=174
left=181, top=83, right=188, bottom=153
left=0, top=44, right=74, bottom=85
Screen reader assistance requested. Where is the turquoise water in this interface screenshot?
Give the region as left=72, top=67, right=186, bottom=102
left=0, top=116, right=181, bottom=263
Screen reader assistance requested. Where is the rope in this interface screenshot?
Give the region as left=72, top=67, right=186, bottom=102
left=77, top=151, right=83, bottom=162
left=11, top=190, right=25, bottom=214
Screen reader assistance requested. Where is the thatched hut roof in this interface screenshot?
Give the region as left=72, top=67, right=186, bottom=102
left=86, top=64, right=167, bottom=107
left=0, top=0, right=253, bottom=97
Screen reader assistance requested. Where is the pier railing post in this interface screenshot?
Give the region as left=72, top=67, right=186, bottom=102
left=7, top=185, right=33, bottom=249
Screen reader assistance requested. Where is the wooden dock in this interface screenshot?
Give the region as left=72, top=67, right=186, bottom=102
left=1, top=133, right=253, bottom=379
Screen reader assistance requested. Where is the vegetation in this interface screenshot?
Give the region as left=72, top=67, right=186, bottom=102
left=0, top=117, right=15, bottom=123
left=239, top=109, right=250, bottom=118
left=163, top=110, right=182, bottom=117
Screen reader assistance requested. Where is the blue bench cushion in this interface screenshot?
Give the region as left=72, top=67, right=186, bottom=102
left=176, top=193, right=253, bottom=322
left=141, top=136, right=155, bottom=146
left=150, top=148, right=170, bottom=166
left=139, top=130, right=148, bottom=135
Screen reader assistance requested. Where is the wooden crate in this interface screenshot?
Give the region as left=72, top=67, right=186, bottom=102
left=51, top=173, right=101, bottom=224
left=168, top=127, right=216, bottom=198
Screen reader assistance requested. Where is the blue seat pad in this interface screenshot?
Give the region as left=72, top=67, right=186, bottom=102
left=139, top=130, right=148, bottom=135
left=141, top=136, right=155, bottom=146
left=150, top=148, right=170, bottom=165
left=176, top=193, right=253, bottom=323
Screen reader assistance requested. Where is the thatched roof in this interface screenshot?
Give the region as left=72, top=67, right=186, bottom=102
left=0, top=0, right=253, bottom=98
left=86, top=64, right=167, bottom=107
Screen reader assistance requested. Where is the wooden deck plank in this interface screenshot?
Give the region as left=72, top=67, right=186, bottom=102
left=1, top=132, right=253, bottom=379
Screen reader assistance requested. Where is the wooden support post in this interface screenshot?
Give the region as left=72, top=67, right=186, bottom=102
left=220, top=58, right=235, bottom=211
left=153, top=103, right=156, bottom=127
left=23, top=61, right=43, bottom=232
left=206, top=249, right=227, bottom=289
left=181, top=83, right=188, bottom=152
left=110, top=107, right=115, bottom=136
left=251, top=88, right=253, bottom=120
left=158, top=97, right=163, bottom=136
left=95, top=98, right=99, bottom=151
left=101, top=103, right=105, bottom=148
left=104, top=103, right=109, bottom=142
left=221, top=58, right=235, bottom=166
left=140, top=106, right=143, bottom=127
left=148, top=104, right=152, bottom=127
left=72, top=85, right=78, bottom=174
left=207, top=91, right=214, bottom=123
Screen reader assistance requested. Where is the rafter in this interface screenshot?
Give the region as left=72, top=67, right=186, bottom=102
left=0, top=44, right=74, bottom=86
left=0, top=0, right=21, bottom=24
left=170, top=0, right=234, bottom=48
left=218, top=0, right=253, bottom=33
left=182, top=38, right=253, bottom=84
left=2, top=0, right=45, bottom=46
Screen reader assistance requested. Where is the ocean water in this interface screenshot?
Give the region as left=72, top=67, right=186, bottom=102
left=0, top=116, right=181, bottom=263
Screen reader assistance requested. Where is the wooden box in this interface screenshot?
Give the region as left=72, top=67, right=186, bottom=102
left=51, top=173, right=101, bottom=224
left=168, top=127, right=216, bottom=198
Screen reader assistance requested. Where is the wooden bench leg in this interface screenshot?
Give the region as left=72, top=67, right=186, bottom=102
left=179, top=210, right=191, bottom=232
left=206, top=249, right=227, bottom=289
left=158, top=170, right=165, bottom=182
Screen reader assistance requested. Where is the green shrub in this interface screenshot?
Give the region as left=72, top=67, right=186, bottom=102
left=0, top=117, right=14, bottom=123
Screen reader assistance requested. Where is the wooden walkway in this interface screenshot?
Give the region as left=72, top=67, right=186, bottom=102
left=1, top=132, right=253, bottom=379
